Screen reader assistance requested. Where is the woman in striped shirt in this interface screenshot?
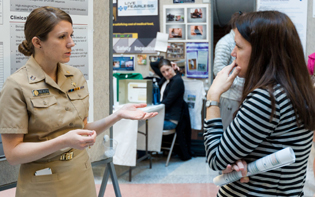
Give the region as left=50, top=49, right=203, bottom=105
left=204, top=11, right=315, bottom=197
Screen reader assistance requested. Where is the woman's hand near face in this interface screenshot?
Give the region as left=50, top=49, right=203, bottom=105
left=116, top=103, right=158, bottom=120
left=222, top=160, right=250, bottom=183
left=207, top=61, right=240, bottom=101
left=60, top=129, right=96, bottom=150
left=171, top=62, right=180, bottom=72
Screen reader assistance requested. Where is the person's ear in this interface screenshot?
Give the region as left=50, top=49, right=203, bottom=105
left=32, top=37, right=42, bottom=49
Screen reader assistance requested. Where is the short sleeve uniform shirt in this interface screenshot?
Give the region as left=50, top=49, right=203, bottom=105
left=0, top=56, right=89, bottom=159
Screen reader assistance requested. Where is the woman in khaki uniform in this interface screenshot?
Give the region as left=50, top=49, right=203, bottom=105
left=0, top=6, right=157, bottom=197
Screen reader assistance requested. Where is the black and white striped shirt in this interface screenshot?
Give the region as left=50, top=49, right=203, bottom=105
left=204, top=85, right=313, bottom=197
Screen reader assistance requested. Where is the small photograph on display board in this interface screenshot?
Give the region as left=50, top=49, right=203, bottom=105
left=187, top=24, right=207, bottom=40
left=137, top=55, right=147, bottom=65
left=167, top=24, right=185, bottom=40
left=167, top=42, right=185, bottom=60
left=188, top=58, right=197, bottom=70
left=166, top=8, right=185, bottom=23
left=113, top=55, right=135, bottom=71
left=187, top=8, right=207, bottom=23
left=149, top=56, right=164, bottom=63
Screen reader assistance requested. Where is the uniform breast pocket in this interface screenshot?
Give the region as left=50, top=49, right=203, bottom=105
left=67, top=89, right=89, bottom=119
left=30, top=95, right=60, bottom=130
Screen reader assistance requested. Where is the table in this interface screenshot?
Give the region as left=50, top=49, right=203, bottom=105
left=112, top=104, right=165, bottom=166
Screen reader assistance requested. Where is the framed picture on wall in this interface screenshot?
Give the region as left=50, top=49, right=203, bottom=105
left=113, top=55, right=135, bottom=71
left=187, top=7, right=207, bottom=23
left=137, top=55, right=147, bottom=65
left=167, top=42, right=185, bottom=60
left=166, top=24, right=186, bottom=40
left=165, top=8, right=185, bottom=23
left=187, top=24, right=207, bottom=40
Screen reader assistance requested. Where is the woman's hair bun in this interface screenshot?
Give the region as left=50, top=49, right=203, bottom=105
left=18, top=40, right=32, bottom=56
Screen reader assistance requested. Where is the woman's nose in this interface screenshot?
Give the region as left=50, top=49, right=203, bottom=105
left=66, top=38, right=75, bottom=48
left=231, top=46, right=237, bottom=57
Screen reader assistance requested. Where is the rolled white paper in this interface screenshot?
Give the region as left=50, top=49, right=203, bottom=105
left=213, top=147, right=296, bottom=186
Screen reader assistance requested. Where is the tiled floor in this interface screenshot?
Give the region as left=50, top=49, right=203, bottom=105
left=1, top=151, right=314, bottom=197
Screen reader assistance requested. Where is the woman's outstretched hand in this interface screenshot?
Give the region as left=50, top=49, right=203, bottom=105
left=207, top=61, right=240, bottom=101
left=116, top=103, right=158, bottom=120
left=222, top=159, right=249, bottom=183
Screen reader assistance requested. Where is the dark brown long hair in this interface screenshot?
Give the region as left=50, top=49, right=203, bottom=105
left=236, top=11, right=315, bottom=130
left=18, top=6, right=72, bottom=56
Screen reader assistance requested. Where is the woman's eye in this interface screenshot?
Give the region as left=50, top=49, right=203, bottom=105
left=59, top=35, right=65, bottom=39
left=70, top=34, right=74, bottom=38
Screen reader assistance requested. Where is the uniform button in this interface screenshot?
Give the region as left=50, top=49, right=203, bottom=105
left=78, top=94, right=81, bottom=98
left=69, top=123, right=74, bottom=127
left=65, top=107, right=70, bottom=111
left=43, top=101, right=47, bottom=105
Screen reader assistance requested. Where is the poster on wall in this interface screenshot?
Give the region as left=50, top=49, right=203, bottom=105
left=113, top=0, right=160, bottom=54
left=257, top=0, right=307, bottom=53
left=0, top=0, right=94, bottom=120
left=186, top=42, right=208, bottom=78
left=113, top=55, right=135, bottom=71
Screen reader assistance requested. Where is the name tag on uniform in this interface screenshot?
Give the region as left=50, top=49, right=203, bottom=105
left=32, top=89, right=50, bottom=97
left=35, top=168, right=52, bottom=176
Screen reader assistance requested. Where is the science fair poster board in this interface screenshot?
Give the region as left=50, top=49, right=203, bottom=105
left=186, top=42, right=209, bottom=78
left=164, top=4, right=208, bottom=42
left=257, top=0, right=307, bottom=53
left=113, top=55, right=135, bottom=71
left=113, top=0, right=159, bottom=54
left=0, top=0, right=94, bottom=121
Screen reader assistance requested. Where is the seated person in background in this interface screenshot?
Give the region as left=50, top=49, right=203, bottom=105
left=150, top=58, right=184, bottom=130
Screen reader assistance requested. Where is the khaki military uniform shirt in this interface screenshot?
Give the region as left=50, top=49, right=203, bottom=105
left=0, top=56, right=89, bottom=159
left=0, top=56, right=97, bottom=197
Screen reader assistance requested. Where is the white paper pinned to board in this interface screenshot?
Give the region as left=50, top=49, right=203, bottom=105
left=154, top=32, right=169, bottom=52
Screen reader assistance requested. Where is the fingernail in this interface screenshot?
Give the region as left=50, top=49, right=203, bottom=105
left=244, top=177, right=249, bottom=181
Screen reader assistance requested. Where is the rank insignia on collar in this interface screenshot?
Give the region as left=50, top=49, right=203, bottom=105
left=32, top=89, right=50, bottom=97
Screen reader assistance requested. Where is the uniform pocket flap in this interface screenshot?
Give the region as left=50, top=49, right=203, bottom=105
left=67, top=89, right=89, bottom=100
left=31, top=95, right=57, bottom=108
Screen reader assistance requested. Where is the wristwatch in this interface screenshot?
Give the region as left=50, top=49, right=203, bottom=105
left=206, top=100, right=220, bottom=108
